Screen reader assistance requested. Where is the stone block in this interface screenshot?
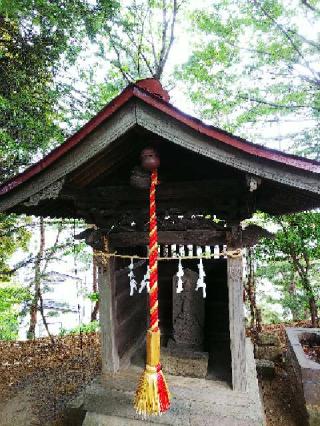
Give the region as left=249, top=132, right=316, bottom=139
left=255, top=345, right=282, bottom=361
left=307, top=405, right=320, bottom=426
left=64, top=391, right=86, bottom=426
left=255, top=359, right=275, bottom=378
left=83, top=413, right=154, bottom=426
left=189, top=414, right=261, bottom=426
left=301, top=366, right=320, bottom=382
left=303, top=381, right=320, bottom=406
left=286, top=327, right=320, bottom=425
left=172, top=268, right=205, bottom=349
left=161, top=346, right=209, bottom=378
left=257, top=333, right=280, bottom=347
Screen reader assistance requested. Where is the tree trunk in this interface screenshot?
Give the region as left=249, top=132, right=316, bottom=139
left=301, top=275, right=319, bottom=327
left=256, top=308, right=262, bottom=333
left=309, top=295, right=319, bottom=327
left=38, top=286, right=55, bottom=345
left=27, top=217, right=45, bottom=339
left=288, top=273, right=300, bottom=321
left=91, top=301, right=99, bottom=322
left=27, top=303, right=38, bottom=340
left=291, top=254, right=319, bottom=327
left=245, top=248, right=257, bottom=330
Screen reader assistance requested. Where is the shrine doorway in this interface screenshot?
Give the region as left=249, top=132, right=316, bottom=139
left=108, top=243, right=232, bottom=385
left=157, top=256, right=231, bottom=385
left=204, top=259, right=231, bottom=383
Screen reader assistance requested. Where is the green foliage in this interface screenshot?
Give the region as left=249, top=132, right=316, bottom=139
left=59, top=320, right=100, bottom=336
left=178, top=0, right=320, bottom=153
left=87, top=292, right=99, bottom=302
left=260, top=305, right=283, bottom=324
left=89, top=0, right=182, bottom=103
left=0, top=2, right=118, bottom=328
left=0, top=0, right=118, bottom=180
left=73, top=78, right=124, bottom=124
left=257, top=259, right=310, bottom=321
left=0, top=214, right=31, bottom=280
left=255, top=212, right=320, bottom=323
left=257, top=212, right=320, bottom=267
left=0, top=283, right=30, bottom=340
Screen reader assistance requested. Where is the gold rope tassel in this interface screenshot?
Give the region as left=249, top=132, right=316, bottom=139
left=134, top=329, right=170, bottom=416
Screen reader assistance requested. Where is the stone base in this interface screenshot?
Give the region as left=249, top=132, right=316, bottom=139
left=83, top=414, right=153, bottom=426
left=161, top=344, right=209, bottom=378
left=255, top=345, right=282, bottom=361
left=286, top=328, right=320, bottom=426
left=255, top=359, right=275, bottom=378
left=63, top=392, right=86, bottom=426
left=82, top=339, right=265, bottom=426
left=257, top=333, right=280, bottom=347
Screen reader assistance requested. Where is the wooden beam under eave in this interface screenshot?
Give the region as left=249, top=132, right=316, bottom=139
left=109, top=229, right=227, bottom=247
left=60, top=179, right=249, bottom=221
left=62, top=178, right=244, bottom=203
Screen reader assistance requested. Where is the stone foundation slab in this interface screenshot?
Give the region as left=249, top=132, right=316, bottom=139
left=161, top=345, right=209, bottom=378
left=286, top=327, right=320, bottom=426
left=82, top=339, right=265, bottom=426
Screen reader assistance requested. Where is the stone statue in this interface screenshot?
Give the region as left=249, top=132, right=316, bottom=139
left=171, top=268, right=205, bottom=350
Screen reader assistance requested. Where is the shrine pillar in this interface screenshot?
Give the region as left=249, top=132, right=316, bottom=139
left=227, top=226, right=247, bottom=392
left=97, top=238, right=120, bottom=374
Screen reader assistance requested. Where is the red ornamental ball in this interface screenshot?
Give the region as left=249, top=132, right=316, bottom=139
left=141, top=147, right=160, bottom=171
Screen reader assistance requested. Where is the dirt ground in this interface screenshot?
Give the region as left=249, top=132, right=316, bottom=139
left=301, top=336, right=320, bottom=363
left=257, top=321, right=313, bottom=426
left=0, top=328, right=312, bottom=425
left=259, top=365, right=302, bottom=426
left=0, top=333, right=101, bottom=425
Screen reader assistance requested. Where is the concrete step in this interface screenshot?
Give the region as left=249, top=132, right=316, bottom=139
left=83, top=339, right=265, bottom=426
left=84, top=370, right=261, bottom=425
left=83, top=411, right=258, bottom=426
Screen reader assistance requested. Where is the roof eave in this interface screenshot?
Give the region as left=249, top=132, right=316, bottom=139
left=1, top=80, right=320, bottom=199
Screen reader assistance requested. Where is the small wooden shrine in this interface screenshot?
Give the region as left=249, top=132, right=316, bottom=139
left=1, top=78, right=320, bottom=424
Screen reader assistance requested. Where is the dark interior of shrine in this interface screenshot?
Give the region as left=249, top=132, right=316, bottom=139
left=114, top=245, right=231, bottom=385
left=158, top=257, right=231, bottom=384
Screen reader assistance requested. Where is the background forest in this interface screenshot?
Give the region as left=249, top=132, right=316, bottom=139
left=1, top=0, right=320, bottom=341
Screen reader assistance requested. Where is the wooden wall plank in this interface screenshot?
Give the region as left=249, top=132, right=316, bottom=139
left=114, top=260, right=147, bottom=360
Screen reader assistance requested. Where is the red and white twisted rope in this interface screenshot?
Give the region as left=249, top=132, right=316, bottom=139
left=149, top=169, right=159, bottom=332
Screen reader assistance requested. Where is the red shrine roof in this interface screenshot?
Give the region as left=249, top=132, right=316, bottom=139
left=1, top=77, right=320, bottom=197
